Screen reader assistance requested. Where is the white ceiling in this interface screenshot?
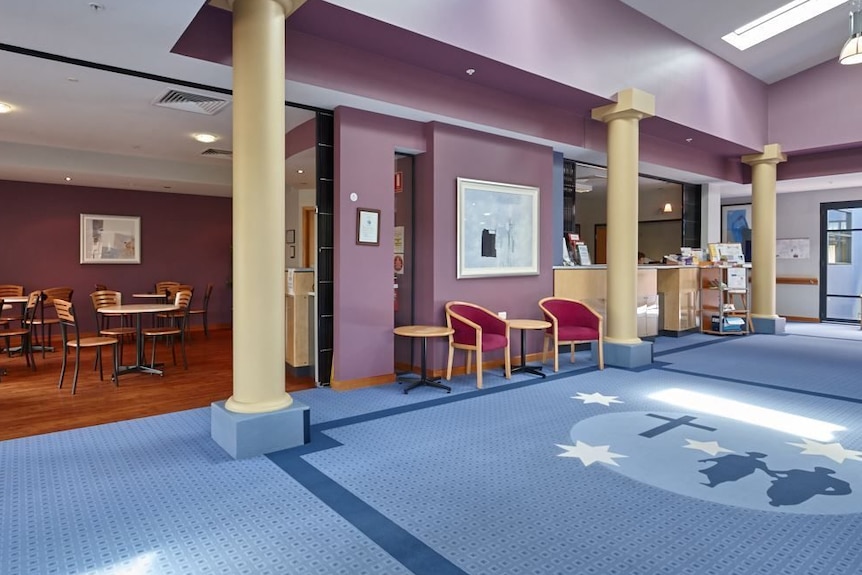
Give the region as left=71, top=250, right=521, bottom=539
left=0, top=0, right=858, bottom=198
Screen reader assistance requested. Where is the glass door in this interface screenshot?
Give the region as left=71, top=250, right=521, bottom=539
left=821, top=202, right=862, bottom=323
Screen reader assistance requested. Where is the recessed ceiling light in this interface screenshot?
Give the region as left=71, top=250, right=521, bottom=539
left=64, top=176, right=72, bottom=182
left=193, top=133, right=217, bottom=143
left=685, top=138, right=693, bottom=143
left=0, top=102, right=13, bottom=114
left=721, top=0, right=846, bottom=51
left=296, top=169, right=304, bottom=174
left=465, top=68, right=476, bottom=76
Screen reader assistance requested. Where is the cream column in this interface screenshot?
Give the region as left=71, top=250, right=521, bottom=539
left=225, top=0, right=305, bottom=413
left=591, top=88, right=655, bottom=344
left=742, top=144, right=786, bottom=321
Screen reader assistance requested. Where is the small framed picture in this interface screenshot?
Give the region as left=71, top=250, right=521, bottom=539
left=286, top=229, right=296, bottom=244
left=356, top=208, right=380, bottom=246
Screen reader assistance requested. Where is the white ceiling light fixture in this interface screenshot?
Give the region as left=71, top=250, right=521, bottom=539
left=721, top=0, right=846, bottom=51
left=662, top=202, right=673, bottom=213
left=0, top=102, right=13, bottom=114
left=840, top=0, right=862, bottom=64
left=193, top=133, right=217, bottom=143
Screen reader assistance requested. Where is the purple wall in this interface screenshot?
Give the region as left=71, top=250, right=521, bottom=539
left=318, top=0, right=769, bottom=151
left=422, top=123, right=555, bottom=372
left=333, top=108, right=555, bottom=382
left=768, top=59, right=862, bottom=154
left=333, top=108, right=427, bottom=383
left=0, top=180, right=232, bottom=334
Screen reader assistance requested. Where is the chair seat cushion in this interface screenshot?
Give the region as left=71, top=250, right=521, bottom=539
left=482, top=333, right=508, bottom=351
left=557, top=326, right=599, bottom=341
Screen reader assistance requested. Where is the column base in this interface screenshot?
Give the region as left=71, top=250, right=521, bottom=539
left=752, top=316, right=786, bottom=334
left=604, top=340, right=653, bottom=369
left=211, top=399, right=310, bottom=459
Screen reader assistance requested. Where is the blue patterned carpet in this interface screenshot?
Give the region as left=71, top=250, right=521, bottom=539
left=2, top=326, right=862, bottom=574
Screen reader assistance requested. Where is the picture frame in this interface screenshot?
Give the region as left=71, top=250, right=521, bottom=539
left=721, top=203, right=752, bottom=261
left=286, top=229, right=295, bottom=244
left=456, top=177, right=539, bottom=278
left=356, top=207, right=380, bottom=246
left=80, top=213, right=141, bottom=264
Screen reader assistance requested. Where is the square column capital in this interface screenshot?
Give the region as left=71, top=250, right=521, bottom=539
left=742, top=143, right=787, bottom=166
left=226, top=0, right=306, bottom=16
left=592, top=88, right=655, bottom=123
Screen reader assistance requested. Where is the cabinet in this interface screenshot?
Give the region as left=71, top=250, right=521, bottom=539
left=699, top=266, right=751, bottom=336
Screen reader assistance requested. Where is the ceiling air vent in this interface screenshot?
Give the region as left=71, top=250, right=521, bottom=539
left=153, top=89, right=230, bottom=115
left=201, top=148, right=233, bottom=159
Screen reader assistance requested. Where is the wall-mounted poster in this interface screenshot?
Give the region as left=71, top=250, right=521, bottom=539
left=456, top=178, right=539, bottom=278
left=80, top=213, right=140, bottom=264
left=721, top=203, right=752, bottom=261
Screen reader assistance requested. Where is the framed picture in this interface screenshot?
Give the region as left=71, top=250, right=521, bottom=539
left=80, top=214, right=141, bottom=264
left=286, top=229, right=295, bottom=244
left=356, top=207, right=380, bottom=246
left=456, top=178, right=539, bottom=278
left=721, top=203, right=752, bottom=261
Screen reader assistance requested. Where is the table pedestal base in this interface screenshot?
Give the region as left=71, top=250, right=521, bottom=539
left=511, top=364, right=546, bottom=378
left=400, top=375, right=451, bottom=394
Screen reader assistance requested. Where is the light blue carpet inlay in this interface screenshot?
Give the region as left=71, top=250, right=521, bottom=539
left=3, top=325, right=862, bottom=575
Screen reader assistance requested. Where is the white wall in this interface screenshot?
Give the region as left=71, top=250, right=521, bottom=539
left=775, top=186, right=862, bottom=320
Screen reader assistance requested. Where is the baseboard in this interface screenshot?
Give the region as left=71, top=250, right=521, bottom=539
left=330, top=373, right=395, bottom=391
left=783, top=316, right=819, bottom=323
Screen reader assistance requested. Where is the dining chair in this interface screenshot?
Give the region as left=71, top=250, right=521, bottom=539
left=444, top=301, right=511, bottom=389
left=154, top=281, right=181, bottom=301
left=538, top=296, right=604, bottom=371
left=54, top=298, right=120, bottom=395
left=0, top=284, right=25, bottom=325
left=0, top=292, right=39, bottom=372
left=187, top=283, right=213, bottom=337
left=142, top=289, right=192, bottom=371
left=29, top=286, right=74, bottom=358
left=90, top=290, right=136, bottom=366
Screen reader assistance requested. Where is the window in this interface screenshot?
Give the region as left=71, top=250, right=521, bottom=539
left=827, top=210, right=852, bottom=264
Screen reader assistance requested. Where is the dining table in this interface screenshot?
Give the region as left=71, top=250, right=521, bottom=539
left=98, top=302, right=178, bottom=376
left=1, top=295, right=30, bottom=354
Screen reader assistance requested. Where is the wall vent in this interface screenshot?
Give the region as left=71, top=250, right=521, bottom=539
left=201, top=148, right=233, bottom=158
left=153, top=89, right=230, bottom=115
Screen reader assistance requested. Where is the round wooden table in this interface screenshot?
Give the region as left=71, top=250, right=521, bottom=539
left=507, top=318, right=551, bottom=378
left=393, top=325, right=454, bottom=394
left=99, top=303, right=178, bottom=376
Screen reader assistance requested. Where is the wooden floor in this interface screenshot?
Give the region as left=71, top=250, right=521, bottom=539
left=0, top=328, right=316, bottom=442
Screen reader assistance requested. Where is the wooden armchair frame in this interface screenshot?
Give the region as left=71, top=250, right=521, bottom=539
left=444, top=301, right=511, bottom=389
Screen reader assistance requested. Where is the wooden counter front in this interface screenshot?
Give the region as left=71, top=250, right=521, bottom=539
left=553, top=267, right=658, bottom=337
left=656, top=267, right=700, bottom=333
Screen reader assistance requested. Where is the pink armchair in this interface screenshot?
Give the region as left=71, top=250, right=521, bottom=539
left=445, top=301, right=511, bottom=389
left=538, top=297, right=604, bottom=371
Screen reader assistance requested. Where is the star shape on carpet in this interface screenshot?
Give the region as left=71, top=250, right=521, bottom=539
left=683, top=439, right=734, bottom=456
left=786, top=438, right=862, bottom=464
left=556, top=441, right=628, bottom=466
left=572, top=392, right=622, bottom=406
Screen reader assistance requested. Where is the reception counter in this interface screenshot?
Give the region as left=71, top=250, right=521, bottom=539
left=553, top=265, right=701, bottom=337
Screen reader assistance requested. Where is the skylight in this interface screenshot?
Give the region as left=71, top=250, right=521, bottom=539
left=722, top=0, right=847, bottom=50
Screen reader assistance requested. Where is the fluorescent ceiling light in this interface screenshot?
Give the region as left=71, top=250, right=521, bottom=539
left=649, top=388, right=846, bottom=441
left=722, top=0, right=846, bottom=51
left=0, top=102, right=12, bottom=114
left=193, top=133, right=217, bottom=143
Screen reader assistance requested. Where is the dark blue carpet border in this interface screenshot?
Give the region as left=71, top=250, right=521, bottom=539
left=269, top=337, right=857, bottom=575
left=267, top=365, right=603, bottom=574
left=659, top=365, right=862, bottom=405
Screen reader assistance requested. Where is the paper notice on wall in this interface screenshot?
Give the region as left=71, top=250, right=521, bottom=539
left=394, top=226, right=405, bottom=254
